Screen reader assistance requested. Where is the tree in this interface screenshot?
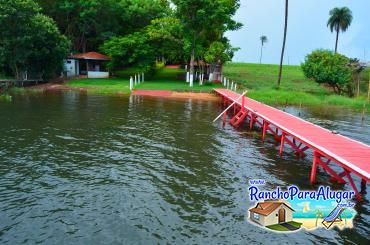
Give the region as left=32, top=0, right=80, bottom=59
left=171, top=0, right=241, bottom=86
left=101, top=31, right=155, bottom=71
left=277, top=0, right=288, bottom=88
left=301, top=49, right=352, bottom=95
left=0, top=0, right=70, bottom=79
left=205, top=41, right=236, bottom=65
left=347, top=58, right=365, bottom=97
left=327, top=7, right=353, bottom=54
left=101, top=15, right=186, bottom=71
left=145, top=17, right=185, bottom=64
left=315, top=209, right=324, bottom=227
left=259, top=35, right=268, bottom=64
left=36, top=0, right=169, bottom=52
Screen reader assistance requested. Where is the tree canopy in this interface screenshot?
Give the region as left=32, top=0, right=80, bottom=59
left=0, top=0, right=70, bottom=79
left=301, top=49, right=352, bottom=94
left=1, top=0, right=241, bottom=78
left=35, top=0, right=170, bottom=53
left=171, top=0, right=242, bottom=77
left=327, top=7, right=353, bottom=53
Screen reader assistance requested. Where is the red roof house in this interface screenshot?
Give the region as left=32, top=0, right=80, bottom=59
left=64, top=52, right=111, bottom=78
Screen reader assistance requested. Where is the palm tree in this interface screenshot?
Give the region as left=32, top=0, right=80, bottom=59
left=327, top=7, right=353, bottom=54
left=277, top=0, right=288, bottom=88
left=259, top=35, right=268, bottom=64
left=315, top=209, right=324, bottom=227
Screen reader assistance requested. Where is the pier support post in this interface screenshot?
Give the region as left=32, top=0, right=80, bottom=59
left=249, top=114, right=254, bottom=129
left=262, top=121, right=267, bottom=143
left=310, top=152, right=319, bottom=184
left=344, top=170, right=362, bottom=201
left=279, top=133, right=286, bottom=156
left=361, top=179, right=367, bottom=192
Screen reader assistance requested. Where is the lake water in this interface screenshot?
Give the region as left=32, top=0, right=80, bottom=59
left=0, top=92, right=369, bottom=244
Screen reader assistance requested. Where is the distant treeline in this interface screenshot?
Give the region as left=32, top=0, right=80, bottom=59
left=0, top=0, right=241, bottom=79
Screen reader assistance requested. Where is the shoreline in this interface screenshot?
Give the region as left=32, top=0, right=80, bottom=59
left=7, top=82, right=369, bottom=112
left=12, top=83, right=219, bottom=100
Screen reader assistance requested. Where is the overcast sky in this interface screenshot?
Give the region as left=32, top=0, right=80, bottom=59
left=226, top=0, right=370, bottom=65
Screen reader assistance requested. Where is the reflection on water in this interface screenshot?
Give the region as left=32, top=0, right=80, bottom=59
left=0, top=92, right=369, bottom=244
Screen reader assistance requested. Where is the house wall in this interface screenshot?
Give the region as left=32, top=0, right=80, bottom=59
left=87, top=71, right=109, bottom=78
left=64, top=59, right=78, bottom=77
left=249, top=211, right=265, bottom=226
left=263, top=204, right=293, bottom=226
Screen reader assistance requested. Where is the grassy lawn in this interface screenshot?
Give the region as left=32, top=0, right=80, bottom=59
left=266, top=224, right=290, bottom=231
left=266, top=221, right=302, bottom=232
left=224, top=62, right=370, bottom=110
left=135, top=80, right=222, bottom=92
left=68, top=78, right=131, bottom=94
left=67, top=68, right=222, bottom=94
left=288, top=221, right=303, bottom=228
left=64, top=64, right=368, bottom=110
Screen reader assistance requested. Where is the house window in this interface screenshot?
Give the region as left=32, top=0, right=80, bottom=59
left=67, top=60, right=72, bottom=64
left=253, top=213, right=260, bottom=220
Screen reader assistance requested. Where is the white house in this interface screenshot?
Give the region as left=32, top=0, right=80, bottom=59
left=249, top=200, right=295, bottom=226
left=64, top=52, right=111, bottom=78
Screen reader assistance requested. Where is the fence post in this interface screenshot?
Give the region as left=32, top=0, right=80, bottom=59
left=190, top=73, right=194, bottom=87
left=130, top=76, right=133, bottom=91
left=142, top=72, right=144, bottom=82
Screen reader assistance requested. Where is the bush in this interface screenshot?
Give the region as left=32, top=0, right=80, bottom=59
left=301, top=49, right=351, bottom=94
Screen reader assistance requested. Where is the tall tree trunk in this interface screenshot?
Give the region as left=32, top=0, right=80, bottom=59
left=260, top=43, right=263, bottom=64
left=335, top=27, right=339, bottom=54
left=277, top=0, right=289, bottom=88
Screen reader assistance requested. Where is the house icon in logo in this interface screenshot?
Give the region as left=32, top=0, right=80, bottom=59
left=249, top=199, right=295, bottom=227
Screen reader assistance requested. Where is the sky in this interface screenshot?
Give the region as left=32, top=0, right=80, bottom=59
left=226, top=0, right=370, bottom=65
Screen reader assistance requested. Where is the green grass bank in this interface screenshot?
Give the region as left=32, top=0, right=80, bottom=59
left=67, top=68, right=222, bottom=95
left=223, top=63, right=369, bottom=110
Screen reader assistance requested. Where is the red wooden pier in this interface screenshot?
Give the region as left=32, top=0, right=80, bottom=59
left=214, top=88, right=370, bottom=199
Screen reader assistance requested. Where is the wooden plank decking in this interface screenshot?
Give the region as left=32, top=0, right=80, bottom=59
left=214, top=88, right=369, bottom=198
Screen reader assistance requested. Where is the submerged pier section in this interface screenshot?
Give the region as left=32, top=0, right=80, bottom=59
left=214, top=88, right=369, bottom=199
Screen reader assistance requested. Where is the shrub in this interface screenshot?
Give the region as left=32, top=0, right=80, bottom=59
left=301, top=49, right=351, bottom=94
